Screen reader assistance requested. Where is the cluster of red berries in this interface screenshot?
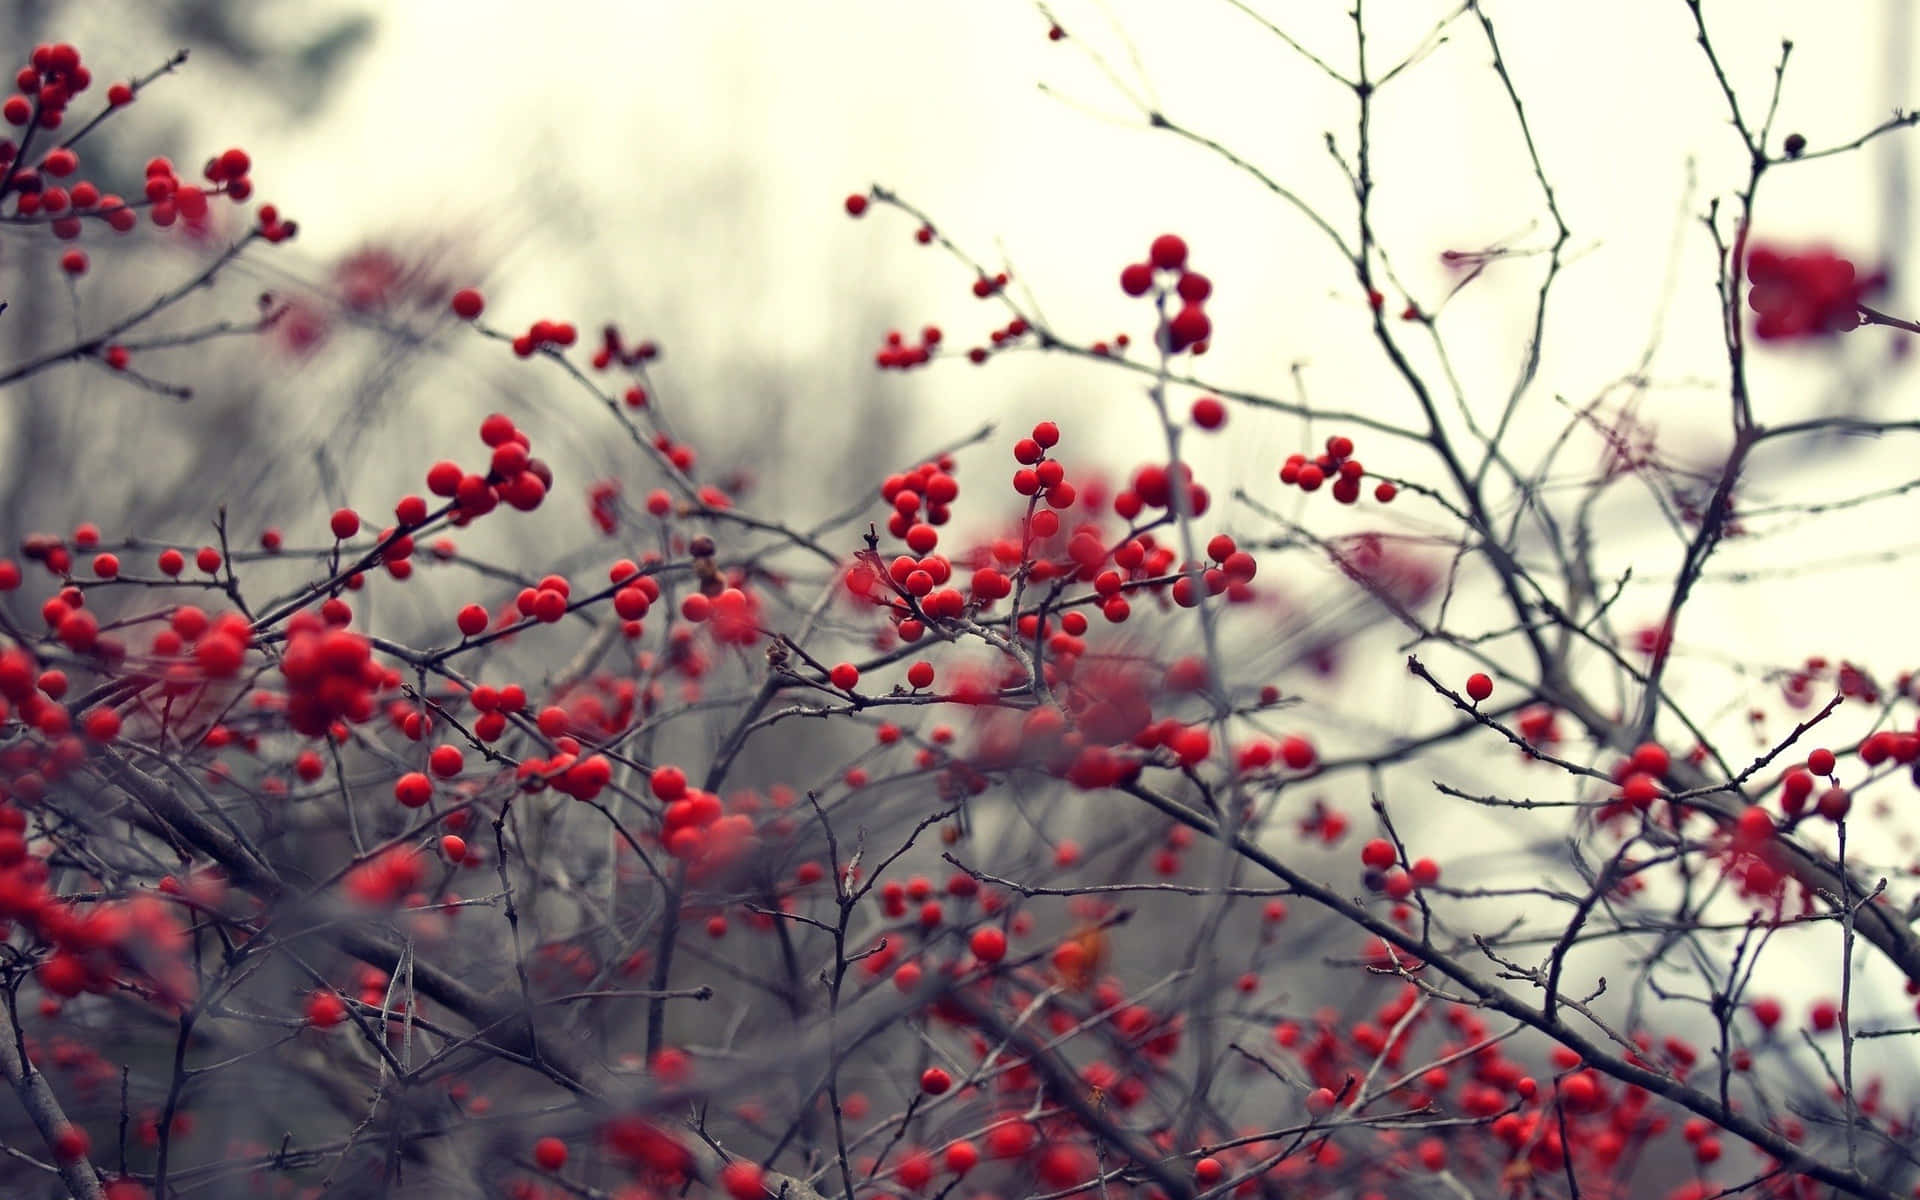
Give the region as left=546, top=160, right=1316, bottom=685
left=1167, top=531, right=1256, bottom=610
left=343, top=846, right=426, bottom=906
left=139, top=154, right=242, bottom=228
left=1010, top=421, right=1078, bottom=512
left=254, top=202, right=295, bottom=244
left=850, top=455, right=975, bottom=629
left=510, top=318, right=579, bottom=358
left=0, top=645, right=74, bottom=737
left=879, top=456, right=960, bottom=543
left=3, top=43, right=90, bottom=129
left=651, top=764, right=757, bottom=876
left=513, top=743, right=614, bottom=802
left=587, top=478, right=621, bottom=535
left=1119, top=234, right=1212, bottom=353
left=424, top=413, right=553, bottom=521
left=1236, top=732, right=1318, bottom=773
left=12, top=146, right=134, bottom=235
left=682, top=584, right=761, bottom=645
left=969, top=269, right=1009, bottom=299
left=963, top=315, right=1031, bottom=366
left=26, top=892, right=193, bottom=1009
left=465, top=681, right=529, bottom=742
left=1114, top=459, right=1207, bottom=521
left=278, top=610, right=387, bottom=737
left=1359, top=836, right=1442, bottom=899
left=875, top=323, right=942, bottom=370
left=1280, top=435, right=1394, bottom=503
left=589, top=323, right=659, bottom=371
left=1745, top=242, right=1884, bottom=341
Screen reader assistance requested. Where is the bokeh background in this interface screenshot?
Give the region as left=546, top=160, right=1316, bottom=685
left=4, top=1, right=1920, bottom=1190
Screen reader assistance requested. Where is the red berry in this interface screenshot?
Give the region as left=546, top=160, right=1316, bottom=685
left=1119, top=262, right=1154, bottom=296
left=157, top=548, right=185, bottom=576
left=195, top=547, right=222, bottom=573
left=920, top=1066, right=952, bottom=1095
left=429, top=744, right=463, bottom=778
left=1621, top=773, right=1661, bottom=808
left=907, top=660, right=935, bottom=690
left=450, top=287, right=484, bottom=319
left=844, top=193, right=869, bottom=217
left=1166, top=304, right=1210, bottom=349
left=53, top=1125, right=90, bottom=1162
left=1736, top=806, right=1774, bottom=844
left=1279, top=736, right=1315, bottom=770
left=1807, top=747, right=1836, bottom=775
left=1465, top=672, right=1493, bottom=702
left=1190, top=396, right=1226, bottom=429
left=830, top=662, right=859, bottom=690
left=1149, top=233, right=1189, bottom=271
left=651, top=765, right=688, bottom=800
left=394, top=772, right=432, bottom=808
left=969, top=926, right=1007, bottom=963
left=306, top=989, right=347, bottom=1029
left=533, top=1136, right=568, bottom=1171
left=1361, top=838, right=1397, bottom=870
left=720, top=1161, right=766, bottom=1200
left=60, top=248, right=87, bottom=275
left=329, top=508, right=359, bottom=540
left=456, top=604, right=488, bottom=637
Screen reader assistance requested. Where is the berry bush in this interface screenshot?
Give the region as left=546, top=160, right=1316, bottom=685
left=5, top=9, right=1920, bottom=1200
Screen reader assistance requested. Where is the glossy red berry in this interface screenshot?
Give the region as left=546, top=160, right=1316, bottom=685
left=920, top=1066, right=952, bottom=1095
left=969, top=926, right=1007, bottom=963
left=1149, top=233, right=1189, bottom=271
left=533, top=1136, right=567, bottom=1171
left=1464, top=673, right=1493, bottom=702
left=844, top=193, right=869, bottom=217
left=450, top=288, right=484, bottom=319
left=394, top=772, right=432, bottom=808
